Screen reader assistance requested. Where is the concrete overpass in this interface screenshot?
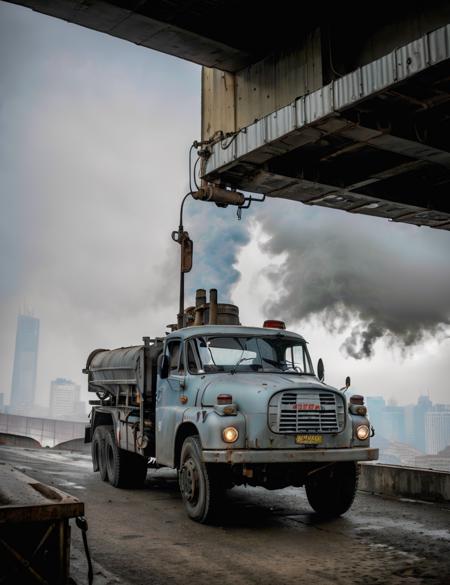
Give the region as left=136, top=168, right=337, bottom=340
left=6, top=1, right=450, bottom=230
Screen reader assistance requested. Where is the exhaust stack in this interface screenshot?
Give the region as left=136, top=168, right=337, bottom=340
left=173, top=289, right=240, bottom=329
left=209, top=289, right=218, bottom=325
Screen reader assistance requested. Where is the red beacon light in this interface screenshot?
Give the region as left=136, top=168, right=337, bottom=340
left=263, top=320, right=286, bottom=330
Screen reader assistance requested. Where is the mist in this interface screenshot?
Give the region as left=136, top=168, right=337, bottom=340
left=0, top=3, right=200, bottom=406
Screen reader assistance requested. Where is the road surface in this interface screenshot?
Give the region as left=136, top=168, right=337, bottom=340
left=1, top=445, right=449, bottom=585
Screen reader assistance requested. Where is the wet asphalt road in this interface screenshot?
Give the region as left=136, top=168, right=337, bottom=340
left=1, top=445, right=449, bottom=585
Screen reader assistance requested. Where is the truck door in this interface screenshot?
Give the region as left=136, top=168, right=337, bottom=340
left=155, top=338, right=186, bottom=467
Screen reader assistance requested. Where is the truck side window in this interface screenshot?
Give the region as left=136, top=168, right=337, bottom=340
left=178, top=346, right=185, bottom=375
left=167, top=341, right=181, bottom=374
left=187, top=341, right=198, bottom=374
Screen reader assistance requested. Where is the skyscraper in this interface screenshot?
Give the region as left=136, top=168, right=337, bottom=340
left=414, top=395, right=433, bottom=452
left=10, top=314, right=40, bottom=414
left=366, top=396, right=386, bottom=437
left=425, top=408, right=450, bottom=454
left=50, top=378, right=86, bottom=419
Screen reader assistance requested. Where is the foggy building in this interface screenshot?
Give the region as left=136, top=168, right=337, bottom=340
left=0, top=393, right=4, bottom=412
left=366, top=396, right=386, bottom=437
left=383, top=406, right=406, bottom=443
left=404, top=405, right=416, bottom=448
left=10, top=314, right=40, bottom=415
left=50, top=378, right=86, bottom=420
left=414, top=395, right=433, bottom=452
left=425, top=408, right=450, bottom=454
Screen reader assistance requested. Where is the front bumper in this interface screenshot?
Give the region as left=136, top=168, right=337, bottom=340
left=202, top=447, right=379, bottom=464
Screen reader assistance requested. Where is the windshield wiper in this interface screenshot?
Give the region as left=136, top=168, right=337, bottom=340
left=262, top=365, right=308, bottom=375
left=230, top=339, right=255, bottom=374
left=230, top=356, right=254, bottom=375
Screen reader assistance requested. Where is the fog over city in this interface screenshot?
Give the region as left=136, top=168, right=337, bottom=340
left=1, top=1, right=449, bottom=413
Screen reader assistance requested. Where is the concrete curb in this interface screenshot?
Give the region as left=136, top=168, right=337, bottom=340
left=359, top=463, right=450, bottom=502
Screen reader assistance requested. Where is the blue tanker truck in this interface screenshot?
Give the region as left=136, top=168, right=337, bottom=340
left=84, top=288, right=378, bottom=523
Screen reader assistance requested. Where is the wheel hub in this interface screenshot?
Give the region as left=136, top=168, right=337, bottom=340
left=180, top=458, right=199, bottom=503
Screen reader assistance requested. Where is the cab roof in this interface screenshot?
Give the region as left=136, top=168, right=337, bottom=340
left=167, top=324, right=306, bottom=343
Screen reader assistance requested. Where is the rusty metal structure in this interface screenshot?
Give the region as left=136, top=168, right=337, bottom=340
left=201, top=22, right=450, bottom=231
left=0, top=463, right=85, bottom=585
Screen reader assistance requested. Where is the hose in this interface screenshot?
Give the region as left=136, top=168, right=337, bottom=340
left=75, top=516, right=93, bottom=585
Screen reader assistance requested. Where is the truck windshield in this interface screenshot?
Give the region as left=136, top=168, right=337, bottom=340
left=191, top=336, right=314, bottom=375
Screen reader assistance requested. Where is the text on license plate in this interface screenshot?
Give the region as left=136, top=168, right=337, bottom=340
left=295, top=434, right=323, bottom=445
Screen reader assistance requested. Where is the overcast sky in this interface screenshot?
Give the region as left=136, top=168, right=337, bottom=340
left=1, top=1, right=449, bottom=410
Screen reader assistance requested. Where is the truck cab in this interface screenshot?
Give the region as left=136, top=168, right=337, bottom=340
left=155, top=322, right=377, bottom=521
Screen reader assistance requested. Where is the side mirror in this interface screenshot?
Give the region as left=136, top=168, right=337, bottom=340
left=341, top=376, right=351, bottom=392
left=317, top=358, right=325, bottom=382
left=159, top=354, right=169, bottom=379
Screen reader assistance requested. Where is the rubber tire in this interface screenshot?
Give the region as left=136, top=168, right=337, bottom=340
left=178, top=435, right=224, bottom=524
left=91, top=428, right=101, bottom=472
left=93, top=425, right=110, bottom=482
left=105, top=428, right=147, bottom=488
left=305, top=462, right=359, bottom=518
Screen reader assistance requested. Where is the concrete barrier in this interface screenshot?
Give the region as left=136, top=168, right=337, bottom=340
left=359, top=463, right=450, bottom=502
left=0, top=433, right=41, bottom=449
left=54, top=438, right=89, bottom=452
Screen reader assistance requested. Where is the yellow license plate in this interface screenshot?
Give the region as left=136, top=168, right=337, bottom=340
left=295, top=434, right=323, bottom=445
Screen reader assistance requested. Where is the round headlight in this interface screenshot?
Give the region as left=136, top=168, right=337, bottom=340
left=222, top=426, right=239, bottom=443
left=356, top=424, right=370, bottom=441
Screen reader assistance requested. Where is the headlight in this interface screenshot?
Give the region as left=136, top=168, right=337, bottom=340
left=222, top=426, right=239, bottom=443
left=356, top=424, right=370, bottom=441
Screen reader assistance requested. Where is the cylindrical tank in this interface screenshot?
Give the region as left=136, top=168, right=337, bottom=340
left=85, top=342, right=162, bottom=397
left=203, top=303, right=240, bottom=325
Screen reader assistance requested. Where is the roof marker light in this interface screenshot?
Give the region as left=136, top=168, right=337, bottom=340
left=263, top=320, right=286, bottom=329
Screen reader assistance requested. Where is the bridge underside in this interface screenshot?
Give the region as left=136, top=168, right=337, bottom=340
left=5, top=0, right=323, bottom=72
left=7, top=1, right=450, bottom=230
left=204, top=26, right=450, bottom=231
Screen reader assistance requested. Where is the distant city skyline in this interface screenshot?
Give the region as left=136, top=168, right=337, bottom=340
left=0, top=311, right=88, bottom=421
left=367, top=394, right=450, bottom=464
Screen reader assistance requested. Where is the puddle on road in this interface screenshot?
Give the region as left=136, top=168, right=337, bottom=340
left=56, top=479, right=85, bottom=490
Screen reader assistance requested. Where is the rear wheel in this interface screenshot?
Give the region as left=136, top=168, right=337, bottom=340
left=105, top=428, right=147, bottom=488
left=92, top=425, right=110, bottom=482
left=91, top=429, right=101, bottom=472
left=178, top=435, right=224, bottom=524
left=305, top=462, right=359, bottom=517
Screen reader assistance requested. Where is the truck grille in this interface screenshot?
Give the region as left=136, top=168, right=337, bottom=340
left=268, top=390, right=345, bottom=434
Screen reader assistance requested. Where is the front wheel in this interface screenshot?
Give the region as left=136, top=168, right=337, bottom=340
left=178, top=435, right=224, bottom=524
left=305, top=462, right=359, bottom=517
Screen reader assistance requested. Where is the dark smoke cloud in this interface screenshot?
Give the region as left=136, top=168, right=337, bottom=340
left=256, top=202, right=450, bottom=358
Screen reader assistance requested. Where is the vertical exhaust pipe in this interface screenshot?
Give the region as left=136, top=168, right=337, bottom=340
left=194, top=289, right=206, bottom=326
left=209, top=289, right=218, bottom=325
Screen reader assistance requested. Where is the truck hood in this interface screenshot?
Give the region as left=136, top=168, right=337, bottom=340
left=200, top=372, right=339, bottom=412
